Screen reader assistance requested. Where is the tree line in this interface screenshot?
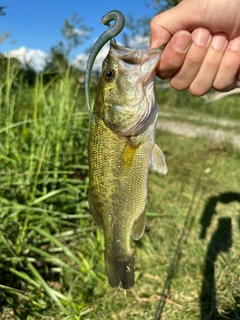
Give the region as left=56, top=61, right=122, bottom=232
left=0, top=1, right=180, bottom=85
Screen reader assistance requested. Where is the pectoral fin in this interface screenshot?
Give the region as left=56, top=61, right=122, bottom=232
left=149, top=143, right=167, bottom=175
left=88, top=192, right=103, bottom=228
left=131, top=207, right=146, bottom=240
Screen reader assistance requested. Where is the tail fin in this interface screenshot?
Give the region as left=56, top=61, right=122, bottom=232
left=105, top=251, right=134, bottom=289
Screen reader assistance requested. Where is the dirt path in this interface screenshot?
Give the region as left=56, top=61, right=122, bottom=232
left=157, top=111, right=240, bottom=149
left=203, top=88, right=240, bottom=102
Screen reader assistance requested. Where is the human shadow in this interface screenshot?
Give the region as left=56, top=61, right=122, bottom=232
left=200, top=192, right=240, bottom=240
left=199, top=192, right=240, bottom=319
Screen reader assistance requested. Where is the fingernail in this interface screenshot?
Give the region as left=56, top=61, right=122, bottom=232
left=149, top=42, right=159, bottom=50
left=173, top=31, right=191, bottom=53
left=228, top=36, right=240, bottom=51
left=211, top=34, right=227, bottom=51
left=192, top=28, right=211, bottom=47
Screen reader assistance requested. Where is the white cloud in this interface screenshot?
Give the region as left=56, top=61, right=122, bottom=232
left=6, top=35, right=149, bottom=74
left=8, top=46, right=48, bottom=72
left=127, top=35, right=149, bottom=50
left=73, top=42, right=110, bottom=72
left=73, top=28, right=89, bottom=36
left=74, top=36, right=150, bottom=73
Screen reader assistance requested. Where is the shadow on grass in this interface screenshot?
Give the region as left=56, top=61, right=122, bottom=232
left=0, top=261, right=61, bottom=319
left=199, top=192, right=240, bottom=320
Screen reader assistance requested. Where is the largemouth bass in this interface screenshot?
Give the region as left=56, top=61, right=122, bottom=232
left=85, top=10, right=167, bottom=289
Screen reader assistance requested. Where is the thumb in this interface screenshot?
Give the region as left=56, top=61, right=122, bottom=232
left=150, top=3, right=199, bottom=49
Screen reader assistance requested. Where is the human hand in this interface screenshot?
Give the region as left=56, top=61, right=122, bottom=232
left=150, top=0, right=240, bottom=95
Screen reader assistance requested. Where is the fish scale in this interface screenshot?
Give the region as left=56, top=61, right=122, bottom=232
left=86, top=11, right=167, bottom=289
left=89, top=109, right=160, bottom=288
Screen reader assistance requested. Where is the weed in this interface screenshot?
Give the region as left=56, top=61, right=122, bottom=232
left=0, top=58, right=240, bottom=319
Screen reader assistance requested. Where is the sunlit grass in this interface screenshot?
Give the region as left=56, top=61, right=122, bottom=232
left=1, top=57, right=240, bottom=319
left=81, top=132, right=240, bottom=320
left=0, top=58, right=106, bottom=319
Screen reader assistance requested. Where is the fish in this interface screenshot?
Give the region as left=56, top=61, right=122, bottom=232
left=85, top=10, right=167, bottom=290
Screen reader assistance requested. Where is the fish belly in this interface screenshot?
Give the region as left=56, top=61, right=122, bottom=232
left=88, top=117, right=155, bottom=289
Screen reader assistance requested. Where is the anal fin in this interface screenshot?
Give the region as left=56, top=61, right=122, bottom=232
left=131, top=207, right=146, bottom=240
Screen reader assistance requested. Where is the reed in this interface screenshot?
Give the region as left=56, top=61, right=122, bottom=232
left=0, top=58, right=106, bottom=319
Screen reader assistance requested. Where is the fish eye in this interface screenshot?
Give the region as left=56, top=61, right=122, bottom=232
left=103, top=68, right=115, bottom=81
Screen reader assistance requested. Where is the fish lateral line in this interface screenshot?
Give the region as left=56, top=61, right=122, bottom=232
left=88, top=10, right=168, bottom=290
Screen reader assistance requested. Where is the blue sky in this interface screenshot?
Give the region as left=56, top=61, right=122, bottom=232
left=0, top=0, right=158, bottom=70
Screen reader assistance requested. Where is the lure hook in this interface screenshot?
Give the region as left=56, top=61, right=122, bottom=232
left=85, top=10, right=125, bottom=122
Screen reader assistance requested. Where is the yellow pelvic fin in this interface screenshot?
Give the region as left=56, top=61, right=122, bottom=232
left=120, top=141, right=140, bottom=172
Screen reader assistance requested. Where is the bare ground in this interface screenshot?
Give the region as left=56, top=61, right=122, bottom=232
left=158, top=111, right=240, bottom=149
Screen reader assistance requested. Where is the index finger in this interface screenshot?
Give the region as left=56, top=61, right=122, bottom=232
left=157, top=30, right=192, bottom=79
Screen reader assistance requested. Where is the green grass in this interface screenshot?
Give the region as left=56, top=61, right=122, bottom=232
left=156, top=85, right=240, bottom=120
left=1, top=58, right=240, bottom=319
left=0, top=58, right=99, bottom=319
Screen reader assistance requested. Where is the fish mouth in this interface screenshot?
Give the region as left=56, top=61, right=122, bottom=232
left=109, top=40, right=162, bottom=82
left=102, top=40, right=163, bottom=137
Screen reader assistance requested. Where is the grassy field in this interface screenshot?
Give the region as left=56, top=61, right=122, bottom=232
left=1, top=59, right=240, bottom=319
